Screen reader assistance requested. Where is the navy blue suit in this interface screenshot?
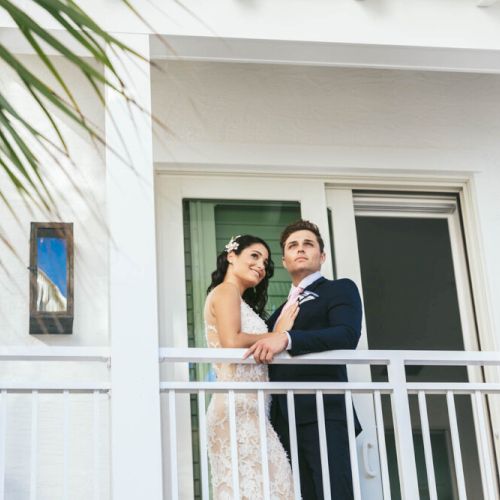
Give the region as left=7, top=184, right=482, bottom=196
left=268, top=277, right=362, bottom=500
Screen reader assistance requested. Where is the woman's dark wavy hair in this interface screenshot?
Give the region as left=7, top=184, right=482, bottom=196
left=206, top=235, right=274, bottom=317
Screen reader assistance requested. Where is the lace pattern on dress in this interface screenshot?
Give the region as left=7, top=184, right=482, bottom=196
left=205, top=300, right=295, bottom=500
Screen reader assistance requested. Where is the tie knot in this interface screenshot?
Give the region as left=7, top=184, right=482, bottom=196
left=277, top=286, right=304, bottom=320
left=290, top=286, right=304, bottom=300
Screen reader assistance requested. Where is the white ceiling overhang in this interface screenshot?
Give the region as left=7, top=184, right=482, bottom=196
left=151, top=35, right=500, bottom=74
left=2, top=26, right=500, bottom=75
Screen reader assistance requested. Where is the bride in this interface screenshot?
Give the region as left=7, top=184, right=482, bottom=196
left=204, top=234, right=297, bottom=499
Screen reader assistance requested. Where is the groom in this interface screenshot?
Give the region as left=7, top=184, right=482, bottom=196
left=245, top=219, right=362, bottom=500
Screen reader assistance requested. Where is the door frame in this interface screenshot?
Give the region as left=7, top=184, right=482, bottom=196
left=155, top=173, right=337, bottom=498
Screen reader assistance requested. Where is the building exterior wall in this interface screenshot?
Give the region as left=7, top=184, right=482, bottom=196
left=0, top=56, right=110, bottom=499
left=0, top=55, right=108, bottom=348
left=152, top=61, right=500, bottom=349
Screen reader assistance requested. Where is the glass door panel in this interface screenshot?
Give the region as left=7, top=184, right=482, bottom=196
left=183, top=199, right=301, bottom=498
left=354, top=194, right=483, bottom=499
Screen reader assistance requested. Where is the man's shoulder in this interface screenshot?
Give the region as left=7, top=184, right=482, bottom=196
left=318, top=277, right=359, bottom=296
left=319, top=277, right=357, bottom=288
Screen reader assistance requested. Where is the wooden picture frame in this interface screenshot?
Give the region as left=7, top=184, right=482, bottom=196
left=29, top=222, right=74, bottom=334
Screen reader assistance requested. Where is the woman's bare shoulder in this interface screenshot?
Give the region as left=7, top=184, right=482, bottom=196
left=208, top=283, right=240, bottom=310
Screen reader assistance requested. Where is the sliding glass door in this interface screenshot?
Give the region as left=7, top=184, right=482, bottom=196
left=327, top=189, right=487, bottom=499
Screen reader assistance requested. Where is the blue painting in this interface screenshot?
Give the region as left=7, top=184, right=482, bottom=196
left=36, top=237, right=67, bottom=312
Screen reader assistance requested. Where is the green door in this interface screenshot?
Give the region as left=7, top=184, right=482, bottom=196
left=183, top=199, right=301, bottom=498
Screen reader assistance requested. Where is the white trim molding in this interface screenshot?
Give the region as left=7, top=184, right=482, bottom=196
left=477, top=0, right=499, bottom=6
left=151, top=35, right=500, bottom=74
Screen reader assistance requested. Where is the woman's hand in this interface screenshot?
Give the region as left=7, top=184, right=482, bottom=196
left=273, top=302, right=299, bottom=333
left=243, top=303, right=299, bottom=363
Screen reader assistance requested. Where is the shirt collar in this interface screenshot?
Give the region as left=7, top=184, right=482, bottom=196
left=289, top=271, right=323, bottom=296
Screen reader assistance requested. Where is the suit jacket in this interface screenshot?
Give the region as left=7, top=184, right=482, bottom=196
left=268, top=277, right=362, bottom=432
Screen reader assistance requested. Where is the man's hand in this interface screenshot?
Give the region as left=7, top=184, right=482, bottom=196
left=243, top=333, right=289, bottom=364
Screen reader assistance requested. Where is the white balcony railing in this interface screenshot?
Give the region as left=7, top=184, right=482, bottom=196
left=160, top=348, right=500, bottom=500
left=0, top=347, right=111, bottom=500
left=1, top=347, right=498, bottom=499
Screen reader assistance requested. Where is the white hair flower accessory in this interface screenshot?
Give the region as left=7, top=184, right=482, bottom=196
left=225, top=235, right=241, bottom=253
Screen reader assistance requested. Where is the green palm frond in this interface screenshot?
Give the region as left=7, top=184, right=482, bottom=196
left=0, top=0, right=146, bottom=214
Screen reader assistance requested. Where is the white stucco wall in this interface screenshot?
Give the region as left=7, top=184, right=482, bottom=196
left=0, top=55, right=108, bottom=347
left=0, top=56, right=110, bottom=499
left=152, top=60, right=500, bottom=349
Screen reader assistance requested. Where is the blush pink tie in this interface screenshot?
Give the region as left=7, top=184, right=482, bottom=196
left=277, top=286, right=304, bottom=321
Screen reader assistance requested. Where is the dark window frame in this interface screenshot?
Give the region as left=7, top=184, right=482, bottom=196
left=29, top=222, right=74, bottom=334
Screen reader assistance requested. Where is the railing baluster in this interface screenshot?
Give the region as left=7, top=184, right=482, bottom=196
left=418, top=391, right=438, bottom=500
left=257, top=390, right=271, bottom=500
left=197, top=391, right=210, bottom=500
left=168, top=390, right=179, bottom=500
left=316, top=390, right=331, bottom=500
left=93, top=391, right=101, bottom=500
left=446, top=391, right=467, bottom=500
left=373, top=390, right=391, bottom=500
left=473, top=391, right=496, bottom=499
left=387, top=357, right=419, bottom=498
left=30, top=390, right=38, bottom=500
left=228, top=390, right=239, bottom=500
left=345, top=390, right=361, bottom=500
left=0, top=390, right=6, bottom=500
left=286, top=390, right=301, bottom=499
left=63, top=390, right=70, bottom=500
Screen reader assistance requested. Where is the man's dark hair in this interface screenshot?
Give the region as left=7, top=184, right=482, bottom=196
left=280, top=219, right=325, bottom=254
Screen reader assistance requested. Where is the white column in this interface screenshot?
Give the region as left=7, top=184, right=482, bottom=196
left=105, top=34, right=163, bottom=500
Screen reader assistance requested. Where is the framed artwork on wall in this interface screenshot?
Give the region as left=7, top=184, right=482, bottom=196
left=29, top=222, right=74, bottom=334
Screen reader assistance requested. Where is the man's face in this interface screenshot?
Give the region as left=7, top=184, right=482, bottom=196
left=282, top=229, right=325, bottom=276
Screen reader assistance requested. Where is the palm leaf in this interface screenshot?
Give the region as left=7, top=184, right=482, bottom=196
left=0, top=0, right=149, bottom=214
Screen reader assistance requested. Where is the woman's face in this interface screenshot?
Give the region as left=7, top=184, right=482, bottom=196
left=228, top=243, right=269, bottom=288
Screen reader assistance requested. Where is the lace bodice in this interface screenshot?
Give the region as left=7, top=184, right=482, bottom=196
left=205, top=299, right=269, bottom=382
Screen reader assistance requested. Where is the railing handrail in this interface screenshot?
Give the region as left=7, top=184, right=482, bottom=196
left=0, top=382, right=111, bottom=392
left=159, top=380, right=500, bottom=394
left=160, top=381, right=393, bottom=392
left=159, top=347, right=500, bottom=366
left=2, top=346, right=495, bottom=366
left=0, top=346, right=111, bottom=362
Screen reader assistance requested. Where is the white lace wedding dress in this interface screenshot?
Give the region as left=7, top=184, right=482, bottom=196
left=205, top=299, right=295, bottom=500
